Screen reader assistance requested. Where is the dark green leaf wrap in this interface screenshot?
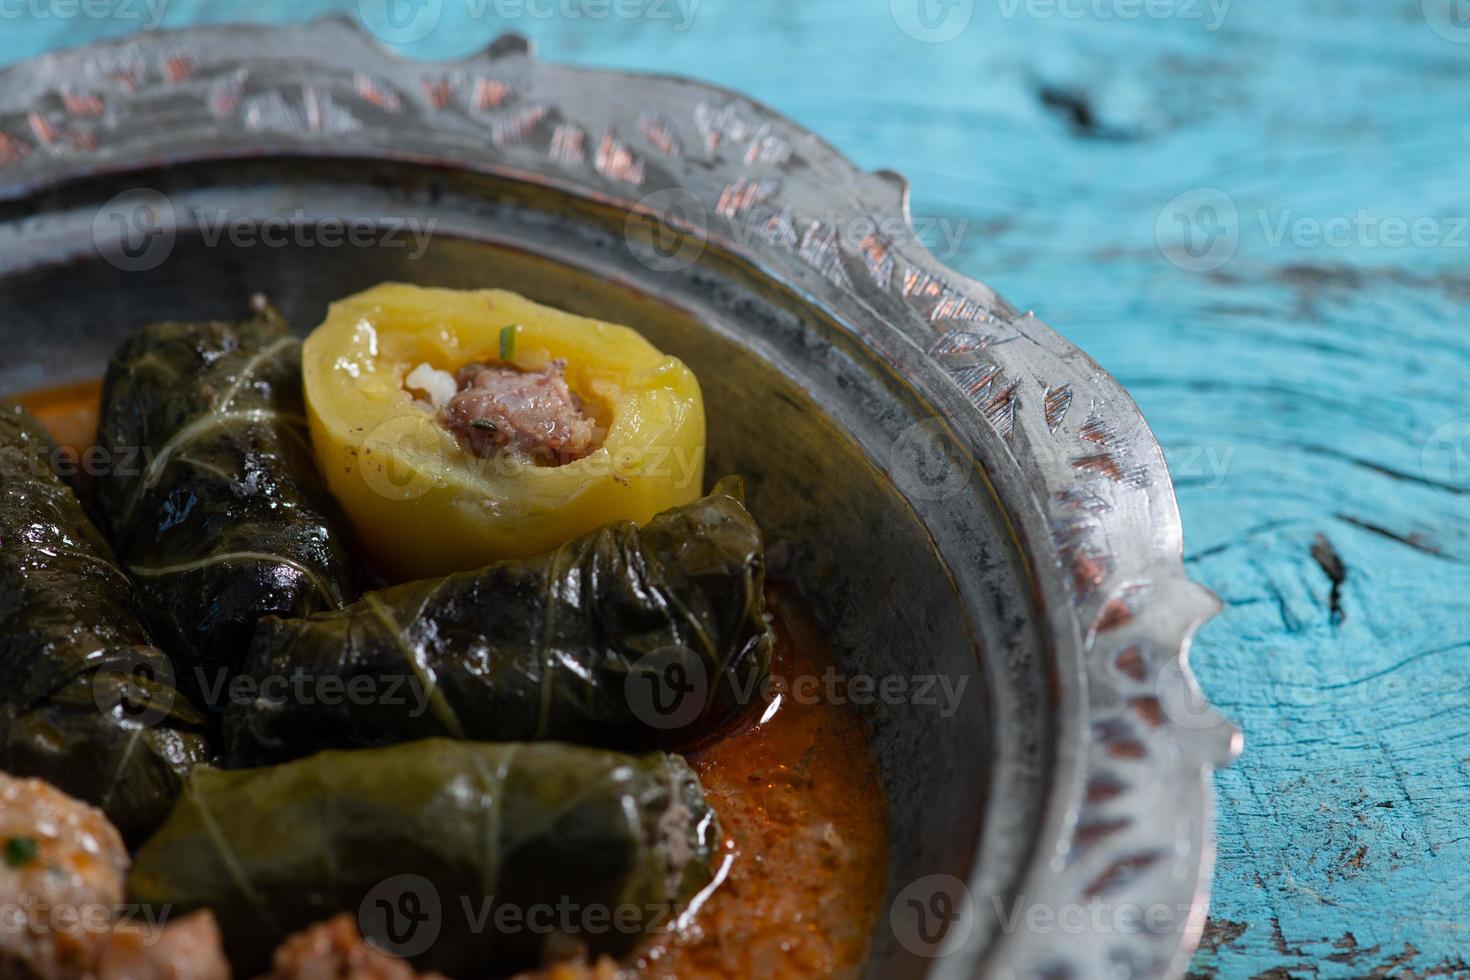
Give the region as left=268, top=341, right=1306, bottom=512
left=129, top=738, right=719, bottom=976
left=0, top=403, right=212, bottom=844
left=94, top=303, right=354, bottom=690
left=224, top=478, right=772, bottom=765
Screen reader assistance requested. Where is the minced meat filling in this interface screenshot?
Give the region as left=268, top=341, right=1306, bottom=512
left=436, top=360, right=598, bottom=464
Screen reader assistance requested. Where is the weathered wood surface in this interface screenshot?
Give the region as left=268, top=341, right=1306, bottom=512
left=5, top=1, right=1469, bottom=976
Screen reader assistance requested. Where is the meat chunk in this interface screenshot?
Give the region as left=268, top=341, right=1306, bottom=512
left=510, top=957, right=620, bottom=980
left=262, top=914, right=445, bottom=980
left=0, top=773, right=129, bottom=979
left=438, top=361, right=598, bottom=464
left=94, top=911, right=230, bottom=980
left=0, top=774, right=229, bottom=980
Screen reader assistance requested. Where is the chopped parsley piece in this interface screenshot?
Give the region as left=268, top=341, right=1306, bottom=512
left=5, top=837, right=37, bottom=868
left=499, top=325, right=518, bottom=361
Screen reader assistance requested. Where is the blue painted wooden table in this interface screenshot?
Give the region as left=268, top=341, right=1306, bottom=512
left=5, top=2, right=1468, bottom=976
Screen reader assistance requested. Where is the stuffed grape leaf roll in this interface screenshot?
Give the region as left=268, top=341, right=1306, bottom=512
left=0, top=403, right=212, bottom=844
left=94, top=301, right=355, bottom=692
left=129, top=739, right=720, bottom=977
left=224, top=478, right=772, bottom=765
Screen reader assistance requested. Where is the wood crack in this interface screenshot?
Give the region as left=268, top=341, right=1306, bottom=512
left=1309, top=533, right=1346, bottom=625
left=1335, top=513, right=1464, bottom=564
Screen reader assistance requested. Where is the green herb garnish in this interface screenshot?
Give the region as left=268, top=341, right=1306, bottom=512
left=5, top=837, right=37, bottom=868
left=469, top=419, right=498, bottom=432
left=499, top=325, right=518, bottom=361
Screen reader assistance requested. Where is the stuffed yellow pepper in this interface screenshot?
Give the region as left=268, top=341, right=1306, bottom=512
left=303, top=283, right=705, bottom=580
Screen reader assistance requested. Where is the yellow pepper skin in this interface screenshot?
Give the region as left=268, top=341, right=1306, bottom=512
left=302, top=283, right=705, bottom=581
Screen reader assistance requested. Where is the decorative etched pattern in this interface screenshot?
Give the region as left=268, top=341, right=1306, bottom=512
left=1044, top=383, right=1074, bottom=433
left=549, top=123, right=587, bottom=165
left=904, top=268, right=1001, bottom=325
left=716, top=175, right=780, bottom=219
left=594, top=131, right=646, bottom=186
left=636, top=111, right=683, bottom=157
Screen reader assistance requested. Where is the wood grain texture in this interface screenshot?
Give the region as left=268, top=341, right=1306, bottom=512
left=4, top=1, right=1469, bottom=976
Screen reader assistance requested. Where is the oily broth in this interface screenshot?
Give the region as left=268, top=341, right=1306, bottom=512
left=15, top=379, right=102, bottom=456
left=634, top=586, right=888, bottom=979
